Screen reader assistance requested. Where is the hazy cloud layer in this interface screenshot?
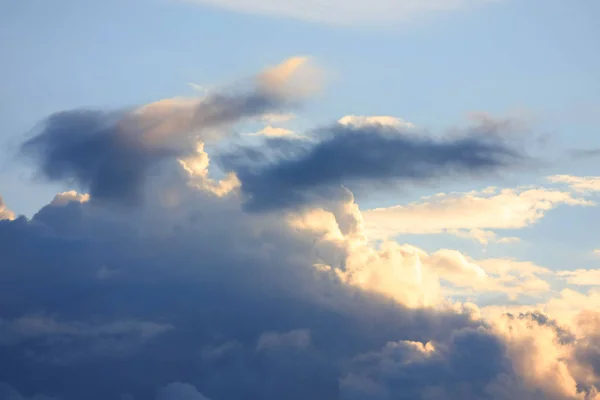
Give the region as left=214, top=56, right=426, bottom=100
left=183, top=0, right=495, bottom=26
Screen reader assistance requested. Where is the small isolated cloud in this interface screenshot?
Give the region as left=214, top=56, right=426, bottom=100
left=548, top=174, right=600, bottom=193
left=363, top=185, right=591, bottom=244
left=337, top=115, right=416, bottom=130
left=183, top=0, right=496, bottom=26
left=557, top=269, right=600, bottom=286
left=250, top=125, right=297, bottom=138
left=0, top=196, right=15, bottom=220
left=463, top=111, right=529, bottom=137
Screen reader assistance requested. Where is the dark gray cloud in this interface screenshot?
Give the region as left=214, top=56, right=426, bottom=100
left=0, top=175, right=523, bottom=400
left=222, top=122, right=526, bottom=212
left=20, top=84, right=297, bottom=207
left=340, top=327, right=515, bottom=400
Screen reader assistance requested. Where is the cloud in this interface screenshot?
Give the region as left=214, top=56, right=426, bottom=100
left=0, top=178, right=487, bottom=399
left=363, top=185, right=592, bottom=244
left=0, top=383, right=56, bottom=400
left=337, top=115, right=416, bottom=130
left=50, top=191, right=90, bottom=206
left=5, top=59, right=600, bottom=400
left=250, top=125, right=297, bottom=138
left=260, top=113, right=296, bottom=124
left=570, top=149, right=600, bottom=159
left=557, top=269, right=600, bottom=286
left=256, top=329, right=311, bottom=352
left=548, top=175, right=600, bottom=193
left=0, top=196, right=15, bottom=221
left=20, top=57, right=318, bottom=206
left=340, top=328, right=520, bottom=400
left=156, top=382, right=212, bottom=400
left=178, top=143, right=240, bottom=197
left=2, top=163, right=599, bottom=399
left=223, top=116, right=526, bottom=212
left=182, top=0, right=495, bottom=26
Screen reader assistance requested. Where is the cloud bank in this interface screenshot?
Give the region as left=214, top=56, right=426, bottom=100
left=3, top=58, right=600, bottom=400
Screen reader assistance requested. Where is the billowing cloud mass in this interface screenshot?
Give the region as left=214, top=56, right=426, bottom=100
left=2, top=58, right=600, bottom=400
left=183, top=0, right=495, bottom=26
left=20, top=57, right=317, bottom=206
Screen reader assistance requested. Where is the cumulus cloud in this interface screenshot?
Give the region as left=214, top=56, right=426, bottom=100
left=224, top=117, right=526, bottom=212
left=337, top=115, right=416, bottom=130
left=4, top=58, right=600, bottom=400
left=363, top=185, right=592, bottom=244
left=50, top=191, right=90, bottom=206
left=340, top=328, right=521, bottom=400
left=20, top=57, right=317, bottom=206
left=0, top=177, right=486, bottom=399
left=182, top=0, right=496, bottom=26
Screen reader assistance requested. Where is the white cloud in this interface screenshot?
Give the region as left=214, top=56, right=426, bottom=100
left=50, top=190, right=90, bottom=206
left=557, top=269, right=600, bottom=286
left=260, top=113, right=296, bottom=124
left=0, top=195, right=15, bottom=220
left=338, top=115, right=416, bottom=130
left=178, top=142, right=241, bottom=198
left=182, top=0, right=493, bottom=26
left=289, top=196, right=551, bottom=305
left=363, top=186, right=593, bottom=244
left=548, top=175, right=600, bottom=193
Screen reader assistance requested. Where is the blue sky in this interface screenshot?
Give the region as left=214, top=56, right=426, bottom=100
left=1, top=1, right=600, bottom=399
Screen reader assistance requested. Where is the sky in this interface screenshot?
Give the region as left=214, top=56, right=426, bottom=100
left=1, top=0, right=600, bottom=399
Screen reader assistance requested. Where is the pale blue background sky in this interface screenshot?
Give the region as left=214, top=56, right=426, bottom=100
left=1, top=0, right=599, bottom=273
